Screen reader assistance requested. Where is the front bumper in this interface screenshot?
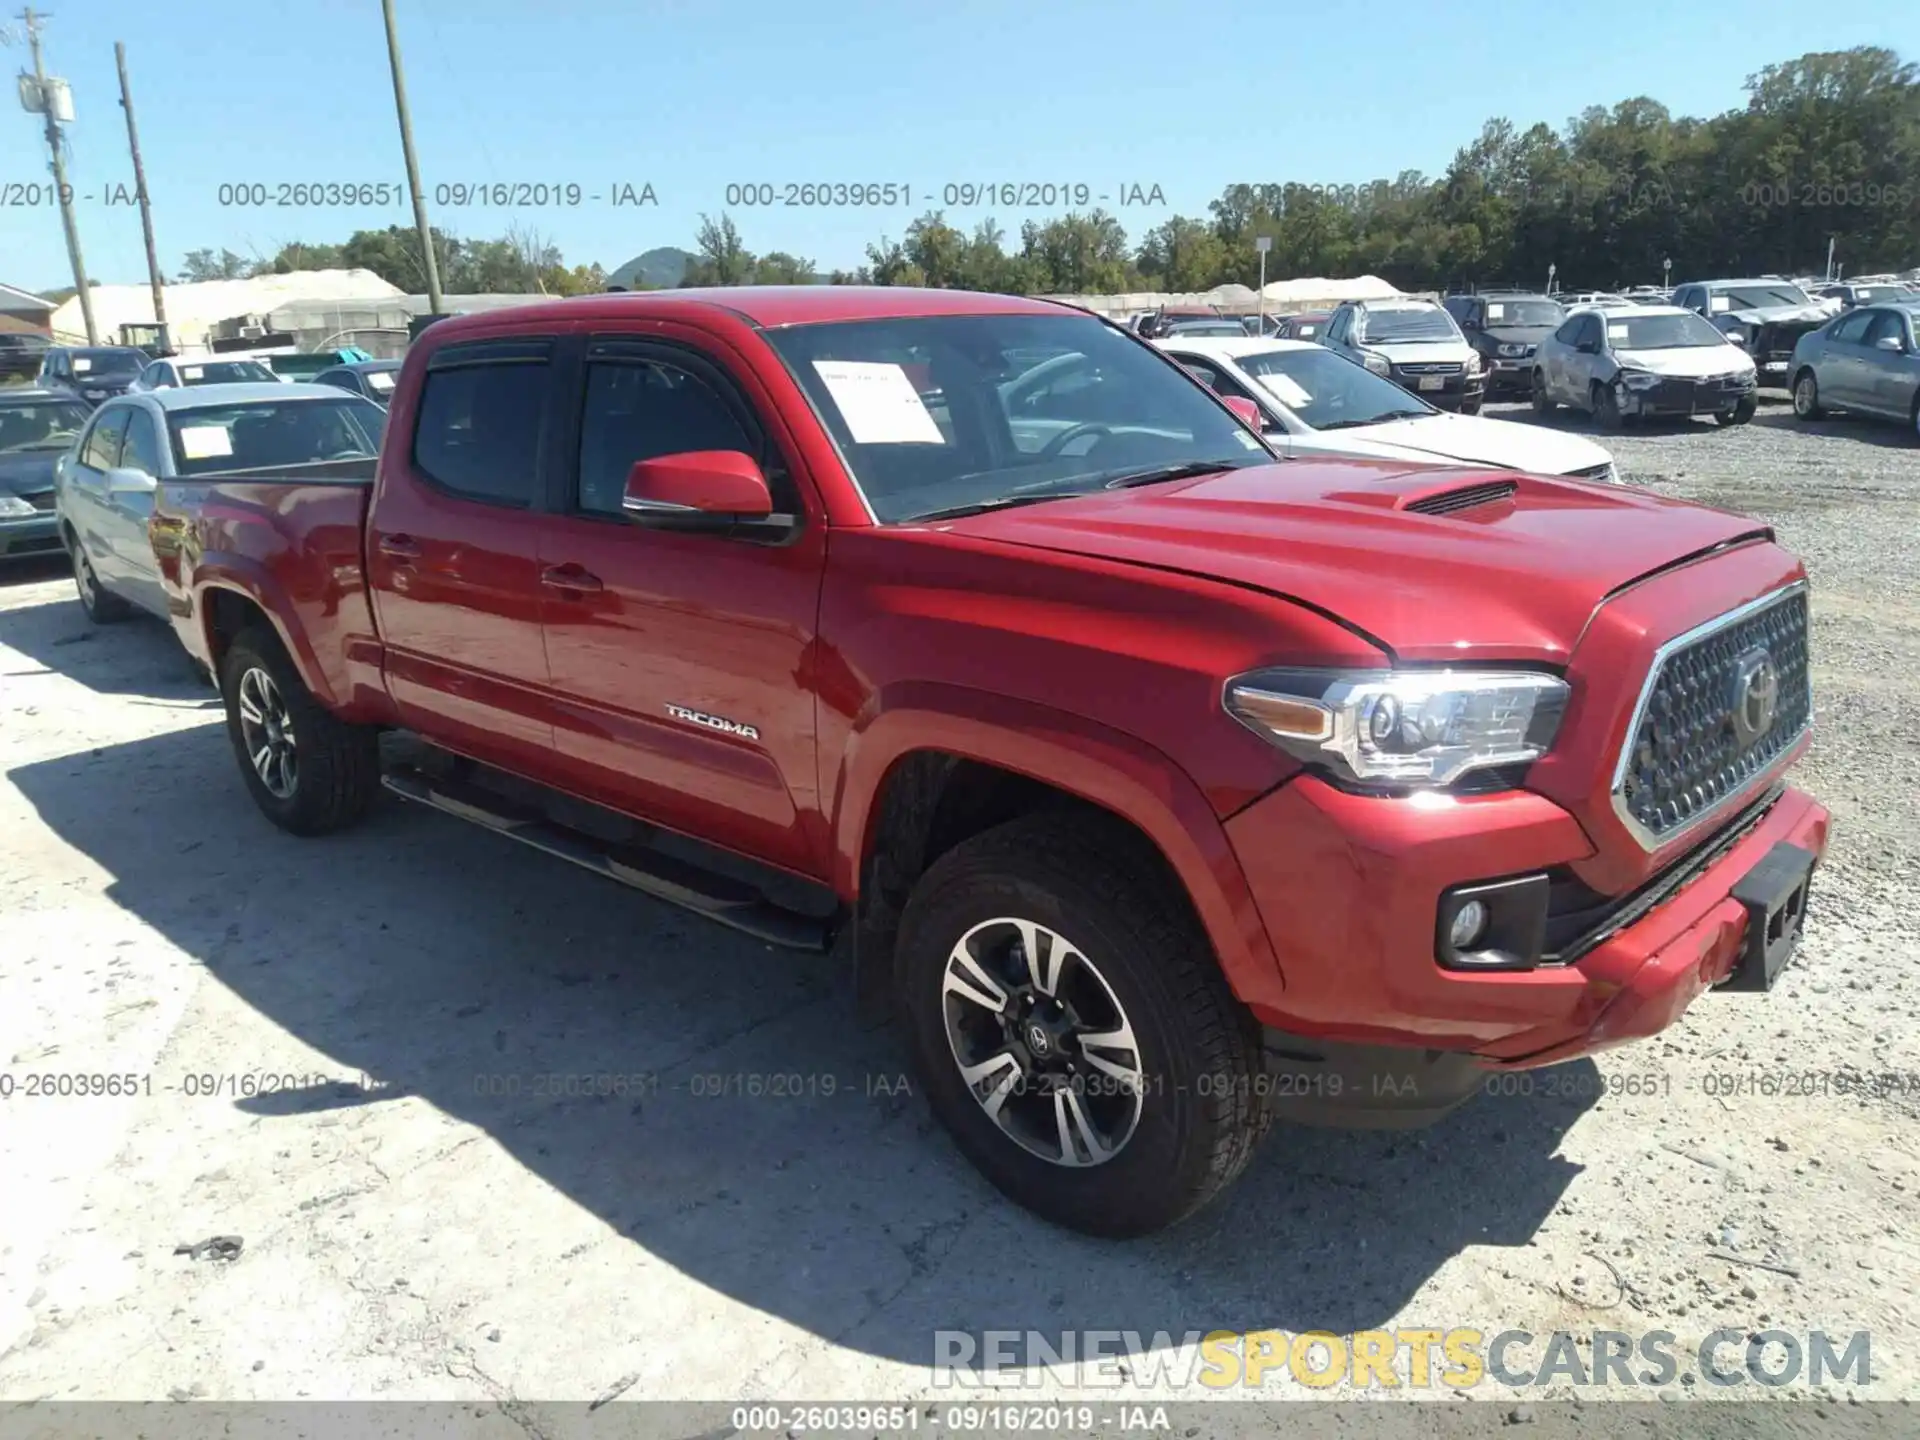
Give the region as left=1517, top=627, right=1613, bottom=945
left=1616, top=372, right=1757, bottom=417
left=0, top=510, right=61, bottom=558
left=1390, top=364, right=1485, bottom=408
left=1224, top=774, right=1831, bottom=1120
left=1484, top=356, right=1535, bottom=392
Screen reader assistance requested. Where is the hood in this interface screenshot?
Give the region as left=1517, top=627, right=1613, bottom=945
left=1368, top=338, right=1474, bottom=362
left=1723, top=302, right=1828, bottom=327
left=1614, top=345, right=1754, bottom=379
left=948, top=460, right=1767, bottom=664
left=0, top=449, right=60, bottom=496
left=1479, top=324, right=1557, bottom=346
left=1350, top=412, right=1611, bottom=475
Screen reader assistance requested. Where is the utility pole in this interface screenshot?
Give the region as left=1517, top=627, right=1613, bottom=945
left=380, top=0, right=442, bottom=315
left=1255, top=235, right=1271, bottom=334
left=114, top=41, right=166, bottom=334
left=19, top=8, right=98, bottom=342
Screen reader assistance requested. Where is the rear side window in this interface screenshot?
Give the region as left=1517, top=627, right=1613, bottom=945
left=80, top=407, right=129, bottom=470
left=412, top=359, right=548, bottom=506
left=575, top=359, right=754, bottom=516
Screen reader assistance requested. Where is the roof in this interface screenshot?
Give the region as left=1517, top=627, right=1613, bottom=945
left=139, top=382, right=371, bottom=411
left=0, top=283, right=56, bottom=312
left=428, top=286, right=1071, bottom=336
left=0, top=388, right=70, bottom=405
left=1153, top=336, right=1320, bottom=358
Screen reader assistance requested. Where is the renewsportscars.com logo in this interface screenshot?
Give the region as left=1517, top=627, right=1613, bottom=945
left=932, top=1328, right=1872, bottom=1391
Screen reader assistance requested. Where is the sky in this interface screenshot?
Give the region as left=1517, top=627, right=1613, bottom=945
left=2, top=0, right=1914, bottom=293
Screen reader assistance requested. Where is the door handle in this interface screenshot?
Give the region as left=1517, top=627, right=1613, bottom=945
left=541, top=563, right=603, bottom=594
left=378, top=533, right=421, bottom=561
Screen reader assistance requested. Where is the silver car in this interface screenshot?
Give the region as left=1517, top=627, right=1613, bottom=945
left=54, top=383, right=387, bottom=624
left=1790, top=304, right=1920, bottom=437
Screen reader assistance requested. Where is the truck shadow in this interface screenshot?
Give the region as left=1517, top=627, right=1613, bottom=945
left=0, top=594, right=215, bottom=703
left=10, top=723, right=1597, bottom=1369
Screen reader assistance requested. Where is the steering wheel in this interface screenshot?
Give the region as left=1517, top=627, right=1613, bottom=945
left=1038, top=422, right=1113, bottom=459
left=320, top=449, right=365, bottom=461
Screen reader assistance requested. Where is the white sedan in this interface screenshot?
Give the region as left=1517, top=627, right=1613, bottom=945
left=1156, top=335, right=1620, bottom=483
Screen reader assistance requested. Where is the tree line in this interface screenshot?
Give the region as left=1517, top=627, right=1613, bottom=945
left=174, top=47, right=1915, bottom=299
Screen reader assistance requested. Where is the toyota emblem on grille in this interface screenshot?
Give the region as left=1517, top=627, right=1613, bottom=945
left=1730, top=648, right=1780, bottom=749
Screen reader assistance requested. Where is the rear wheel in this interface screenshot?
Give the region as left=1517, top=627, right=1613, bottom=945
left=220, top=626, right=380, bottom=836
left=1530, top=370, right=1557, bottom=415
left=1792, top=370, right=1823, bottom=420
left=1910, top=391, right=1919, bottom=442
left=896, top=813, right=1269, bottom=1237
left=69, top=534, right=131, bottom=623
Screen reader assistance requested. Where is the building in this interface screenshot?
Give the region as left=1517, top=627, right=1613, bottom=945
left=47, top=270, right=406, bottom=352
left=0, top=283, right=56, bottom=337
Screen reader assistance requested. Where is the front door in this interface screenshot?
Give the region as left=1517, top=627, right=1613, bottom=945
left=365, top=334, right=563, bottom=770
left=533, top=334, right=828, bottom=877
left=63, top=403, right=130, bottom=588
left=107, top=405, right=169, bottom=617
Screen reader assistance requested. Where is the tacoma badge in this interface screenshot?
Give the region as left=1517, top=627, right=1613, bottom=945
left=665, top=704, right=761, bottom=741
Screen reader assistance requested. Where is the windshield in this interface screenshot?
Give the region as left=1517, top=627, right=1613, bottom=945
left=1234, top=347, right=1436, bottom=430
left=1358, top=307, right=1460, bottom=344
left=0, top=399, right=90, bottom=454
left=70, top=348, right=145, bottom=376
left=178, top=360, right=277, bottom=385
left=165, top=396, right=388, bottom=477
left=1606, top=312, right=1732, bottom=350
left=1853, top=286, right=1908, bottom=304
left=1481, top=299, right=1563, bottom=328
left=1717, top=285, right=1812, bottom=310
left=766, top=313, right=1270, bottom=523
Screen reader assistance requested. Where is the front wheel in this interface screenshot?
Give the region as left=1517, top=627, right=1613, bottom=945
left=896, top=813, right=1269, bottom=1237
left=220, top=626, right=380, bottom=836
left=1792, top=370, right=1823, bottom=420
left=1593, top=382, right=1624, bottom=431
left=1714, top=396, right=1757, bottom=427
left=1531, top=370, right=1557, bottom=415
left=69, top=534, right=131, bottom=624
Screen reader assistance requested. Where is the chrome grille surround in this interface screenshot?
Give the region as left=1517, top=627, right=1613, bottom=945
left=1609, top=582, right=1812, bottom=852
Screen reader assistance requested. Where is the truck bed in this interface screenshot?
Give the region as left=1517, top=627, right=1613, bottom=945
left=151, top=459, right=392, bottom=721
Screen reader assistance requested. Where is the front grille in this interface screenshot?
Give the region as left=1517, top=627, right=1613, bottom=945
left=1613, top=586, right=1811, bottom=848
left=26, top=491, right=56, bottom=512
left=1639, top=374, right=1754, bottom=410
left=1394, top=361, right=1463, bottom=376
left=1404, top=480, right=1518, bottom=516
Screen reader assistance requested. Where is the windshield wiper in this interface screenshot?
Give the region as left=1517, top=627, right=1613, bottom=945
left=1102, top=460, right=1253, bottom=490
left=1369, top=408, right=1434, bottom=422
left=905, top=489, right=1099, bottom=523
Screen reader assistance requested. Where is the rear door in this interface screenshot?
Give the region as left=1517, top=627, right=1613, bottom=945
left=532, top=332, right=829, bottom=876
left=62, top=403, right=130, bottom=586
left=365, top=333, right=565, bottom=770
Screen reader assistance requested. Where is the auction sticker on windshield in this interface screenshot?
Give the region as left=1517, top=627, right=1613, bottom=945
left=1608, top=323, right=1631, bottom=341
left=811, top=361, right=945, bottom=444
left=178, top=425, right=234, bottom=460
left=1486, top=303, right=1507, bottom=320
left=182, top=366, right=205, bottom=381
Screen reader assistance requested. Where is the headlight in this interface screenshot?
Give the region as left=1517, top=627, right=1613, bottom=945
left=1618, top=370, right=1662, bottom=390
left=1497, top=342, right=1527, bottom=358
left=1465, top=352, right=1484, bottom=375
left=0, top=494, right=36, bottom=518
left=1224, top=668, right=1570, bottom=788
left=1360, top=351, right=1392, bottom=377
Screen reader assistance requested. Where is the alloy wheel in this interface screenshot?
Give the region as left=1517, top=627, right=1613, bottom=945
left=72, top=545, right=97, bottom=607
left=236, top=666, right=298, bottom=799
left=1794, top=375, right=1817, bottom=417
left=941, top=917, right=1145, bottom=1168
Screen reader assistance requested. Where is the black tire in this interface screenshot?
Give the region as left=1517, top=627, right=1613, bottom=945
left=68, top=532, right=131, bottom=623
left=1791, top=369, right=1823, bottom=420
left=219, top=625, right=380, bottom=836
left=1530, top=370, right=1557, bottom=416
left=1458, top=398, right=1483, bottom=416
left=1714, top=396, right=1757, bottom=427
left=896, top=812, right=1269, bottom=1237
left=1592, top=381, right=1624, bottom=431
left=1909, top=391, right=1919, bottom=444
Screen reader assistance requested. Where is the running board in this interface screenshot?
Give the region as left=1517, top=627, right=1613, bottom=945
left=381, top=764, right=837, bottom=952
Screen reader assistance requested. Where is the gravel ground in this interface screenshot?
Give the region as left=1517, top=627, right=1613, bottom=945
left=1, top=396, right=1916, bottom=1429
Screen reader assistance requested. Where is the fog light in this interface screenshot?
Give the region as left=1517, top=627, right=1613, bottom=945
left=1449, top=899, right=1489, bottom=951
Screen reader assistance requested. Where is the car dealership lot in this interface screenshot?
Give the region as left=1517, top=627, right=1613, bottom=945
left=1, top=406, right=1917, bottom=1411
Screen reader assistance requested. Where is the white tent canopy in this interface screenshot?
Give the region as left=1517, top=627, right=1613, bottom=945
left=1048, top=274, right=1408, bottom=317
left=50, top=269, right=405, bottom=352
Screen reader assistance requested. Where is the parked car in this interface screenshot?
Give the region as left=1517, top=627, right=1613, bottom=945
left=1788, top=303, right=1920, bottom=437
left=311, top=359, right=403, bottom=405
left=1670, top=279, right=1832, bottom=387
left=35, top=345, right=149, bottom=408
left=1551, top=291, right=1633, bottom=312
left=0, top=332, right=52, bottom=384
left=54, top=383, right=387, bottom=625
left=1443, top=293, right=1566, bottom=400
left=1269, top=311, right=1331, bottom=341
left=1160, top=318, right=1248, bottom=338
left=1532, top=305, right=1758, bottom=428
left=0, top=389, right=89, bottom=561
left=265, top=347, right=377, bottom=382
left=129, top=357, right=280, bottom=392
left=1813, top=281, right=1916, bottom=311
left=141, top=288, right=1829, bottom=1237
left=1157, top=335, right=1618, bottom=481
left=1318, top=298, right=1487, bottom=413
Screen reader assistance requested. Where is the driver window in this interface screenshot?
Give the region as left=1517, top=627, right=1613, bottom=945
left=575, top=359, right=756, bottom=517
left=121, top=410, right=164, bottom=474
left=1859, top=312, right=1903, bottom=348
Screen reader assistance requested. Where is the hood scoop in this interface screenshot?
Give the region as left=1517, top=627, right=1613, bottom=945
left=1401, top=479, right=1519, bottom=517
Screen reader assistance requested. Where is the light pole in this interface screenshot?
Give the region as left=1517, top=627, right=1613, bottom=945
left=1255, top=234, right=1272, bottom=333
left=381, top=0, right=443, bottom=315
left=1662, top=256, right=1671, bottom=293
left=1547, top=262, right=1557, bottom=298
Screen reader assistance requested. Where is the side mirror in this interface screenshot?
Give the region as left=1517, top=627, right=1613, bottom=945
left=1874, top=335, right=1904, bottom=353
left=622, top=450, right=777, bottom=534
left=106, top=466, right=156, bottom=496
left=1221, top=395, right=1264, bottom=429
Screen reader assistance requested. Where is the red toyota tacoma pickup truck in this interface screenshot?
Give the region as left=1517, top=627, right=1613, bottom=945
left=146, top=288, right=1829, bottom=1237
